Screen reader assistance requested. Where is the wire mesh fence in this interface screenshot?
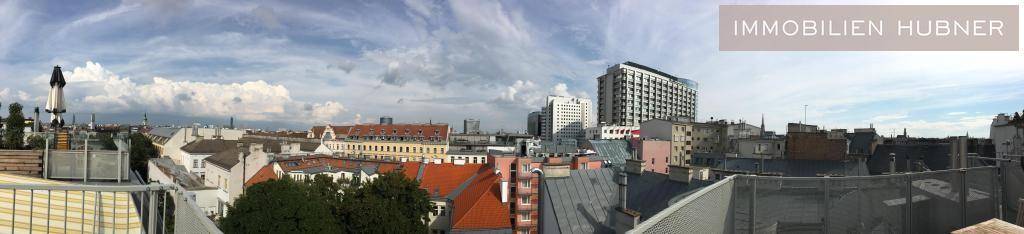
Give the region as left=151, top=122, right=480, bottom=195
left=631, top=166, right=1009, bottom=233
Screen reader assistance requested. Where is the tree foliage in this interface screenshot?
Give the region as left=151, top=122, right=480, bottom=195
left=25, top=135, right=46, bottom=150
left=3, top=103, right=25, bottom=149
left=221, top=172, right=431, bottom=234
left=97, top=133, right=117, bottom=150
left=339, top=172, right=432, bottom=233
left=127, top=132, right=157, bottom=180
left=220, top=176, right=343, bottom=234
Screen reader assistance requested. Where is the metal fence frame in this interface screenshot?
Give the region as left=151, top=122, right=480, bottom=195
left=0, top=183, right=221, bottom=234
left=631, top=166, right=1007, bottom=233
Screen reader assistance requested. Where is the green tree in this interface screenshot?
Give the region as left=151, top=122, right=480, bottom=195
left=97, top=133, right=117, bottom=150
left=339, top=172, right=432, bottom=233
left=220, top=176, right=343, bottom=234
left=127, top=132, right=158, bottom=180
left=3, top=103, right=25, bottom=149
left=25, top=135, right=46, bottom=150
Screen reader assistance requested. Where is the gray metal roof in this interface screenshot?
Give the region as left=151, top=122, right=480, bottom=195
left=587, top=140, right=631, bottom=167
left=541, top=168, right=709, bottom=234
left=148, top=127, right=179, bottom=139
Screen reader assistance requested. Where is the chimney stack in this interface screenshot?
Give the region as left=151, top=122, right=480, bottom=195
left=889, top=153, right=896, bottom=174
left=500, top=179, right=509, bottom=204
left=617, top=172, right=628, bottom=210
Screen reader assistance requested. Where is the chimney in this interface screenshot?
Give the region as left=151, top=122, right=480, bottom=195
left=624, top=159, right=645, bottom=174
left=500, top=178, right=509, bottom=204
left=33, top=107, right=39, bottom=132
left=613, top=171, right=640, bottom=233
left=889, top=153, right=896, bottom=174
left=617, top=172, right=628, bottom=209
left=668, top=165, right=691, bottom=183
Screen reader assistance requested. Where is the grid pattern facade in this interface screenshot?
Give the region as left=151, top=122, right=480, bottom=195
left=541, top=96, right=592, bottom=142
left=598, top=62, right=698, bottom=126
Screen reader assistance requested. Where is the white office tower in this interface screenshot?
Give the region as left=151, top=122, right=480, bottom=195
left=540, top=96, right=592, bottom=142
left=597, top=61, right=698, bottom=126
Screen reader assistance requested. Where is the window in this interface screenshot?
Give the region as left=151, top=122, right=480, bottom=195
left=521, top=180, right=531, bottom=188
left=520, top=212, right=531, bottom=221
left=193, top=159, right=199, bottom=168
left=521, top=195, right=531, bottom=204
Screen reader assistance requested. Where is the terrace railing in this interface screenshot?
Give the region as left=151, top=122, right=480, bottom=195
left=631, top=164, right=1016, bottom=233
left=0, top=183, right=221, bottom=234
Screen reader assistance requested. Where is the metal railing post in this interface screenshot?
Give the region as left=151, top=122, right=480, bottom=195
left=83, top=149, right=89, bottom=183
left=960, top=168, right=968, bottom=228
left=749, top=176, right=756, bottom=232
left=905, top=173, right=914, bottom=233
left=43, top=139, right=49, bottom=179
left=149, top=189, right=158, bottom=234
left=823, top=178, right=830, bottom=233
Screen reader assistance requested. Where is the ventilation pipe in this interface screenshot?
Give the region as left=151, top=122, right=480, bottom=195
left=889, top=153, right=896, bottom=174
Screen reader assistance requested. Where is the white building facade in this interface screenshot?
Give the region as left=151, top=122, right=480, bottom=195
left=585, top=125, right=639, bottom=140
left=540, top=96, right=592, bottom=142
left=597, top=61, right=698, bottom=126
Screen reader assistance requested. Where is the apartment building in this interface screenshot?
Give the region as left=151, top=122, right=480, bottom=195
left=597, top=61, right=698, bottom=126
left=639, top=119, right=695, bottom=167
left=540, top=95, right=592, bottom=142
left=585, top=125, right=639, bottom=140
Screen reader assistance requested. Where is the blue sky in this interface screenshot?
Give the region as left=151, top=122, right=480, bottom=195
left=0, top=0, right=1021, bottom=137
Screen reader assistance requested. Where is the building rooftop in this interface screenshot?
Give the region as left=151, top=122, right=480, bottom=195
left=450, top=170, right=511, bottom=231
left=693, top=153, right=870, bottom=177
left=541, top=168, right=709, bottom=233
left=586, top=139, right=631, bottom=167
left=180, top=139, right=238, bottom=154
left=402, top=162, right=486, bottom=199
left=620, top=61, right=697, bottom=89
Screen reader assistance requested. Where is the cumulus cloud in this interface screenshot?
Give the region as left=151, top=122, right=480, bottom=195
left=493, top=80, right=589, bottom=109
left=49, top=61, right=345, bottom=124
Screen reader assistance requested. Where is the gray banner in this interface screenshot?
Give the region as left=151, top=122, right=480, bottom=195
left=719, top=5, right=1019, bottom=51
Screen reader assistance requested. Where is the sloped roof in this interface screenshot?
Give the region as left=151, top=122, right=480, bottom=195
left=848, top=132, right=879, bottom=155
left=587, top=140, right=631, bottom=167
left=868, top=144, right=951, bottom=174
left=204, top=147, right=241, bottom=169
left=245, top=164, right=277, bottom=188
left=310, top=126, right=326, bottom=138
left=180, top=139, right=238, bottom=154
left=346, top=123, right=449, bottom=139
left=451, top=170, right=512, bottom=231
left=541, top=168, right=708, bottom=234
left=402, top=162, right=486, bottom=199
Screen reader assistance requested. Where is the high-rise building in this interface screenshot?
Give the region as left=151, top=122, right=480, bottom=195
left=540, top=96, right=592, bottom=142
left=463, top=118, right=481, bottom=134
left=597, top=61, right=698, bottom=126
left=379, top=116, right=394, bottom=125
left=527, top=111, right=541, bottom=137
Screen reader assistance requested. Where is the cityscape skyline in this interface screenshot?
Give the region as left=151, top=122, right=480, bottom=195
left=1, top=0, right=1022, bottom=137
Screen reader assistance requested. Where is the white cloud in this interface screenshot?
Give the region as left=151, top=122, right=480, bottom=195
left=869, top=113, right=909, bottom=122
left=49, top=61, right=345, bottom=124
left=947, top=111, right=967, bottom=116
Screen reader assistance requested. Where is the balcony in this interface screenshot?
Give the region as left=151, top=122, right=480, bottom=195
left=629, top=160, right=1024, bottom=234
left=0, top=182, right=221, bottom=234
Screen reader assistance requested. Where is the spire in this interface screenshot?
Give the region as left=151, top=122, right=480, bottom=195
left=229, top=116, right=234, bottom=129
left=903, top=128, right=907, bottom=137
left=760, top=113, right=765, bottom=136
left=143, top=112, right=149, bottom=126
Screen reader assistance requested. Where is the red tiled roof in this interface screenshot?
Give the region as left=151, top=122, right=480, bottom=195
left=310, top=126, right=326, bottom=138
left=245, top=164, right=278, bottom=188
left=275, top=155, right=399, bottom=173
left=403, top=162, right=485, bottom=198
left=451, top=170, right=511, bottom=230
left=345, top=123, right=449, bottom=139
left=400, top=162, right=422, bottom=179
left=329, top=125, right=352, bottom=138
